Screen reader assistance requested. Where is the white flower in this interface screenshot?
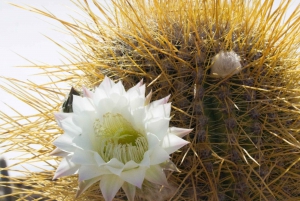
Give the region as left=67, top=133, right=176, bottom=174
left=210, top=50, right=242, bottom=78
left=51, top=76, right=192, bottom=201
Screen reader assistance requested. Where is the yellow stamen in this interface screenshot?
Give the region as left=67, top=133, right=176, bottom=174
left=94, top=113, right=148, bottom=163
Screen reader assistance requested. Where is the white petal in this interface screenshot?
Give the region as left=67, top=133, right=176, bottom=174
left=149, top=146, right=170, bottom=165
left=145, top=90, right=152, bottom=106
left=106, top=158, right=124, bottom=175
left=127, top=83, right=145, bottom=102
left=162, top=134, right=189, bottom=154
left=82, top=87, right=93, bottom=98
left=53, top=156, right=79, bottom=179
left=110, top=81, right=125, bottom=95
left=127, top=79, right=144, bottom=95
left=99, top=76, right=115, bottom=92
left=140, top=151, right=150, bottom=167
left=129, top=97, right=145, bottom=111
left=72, top=112, right=96, bottom=148
left=120, top=166, right=146, bottom=188
left=112, top=96, right=129, bottom=112
left=122, top=182, right=136, bottom=201
left=72, top=95, right=95, bottom=114
left=96, top=98, right=115, bottom=115
left=54, top=112, right=72, bottom=127
left=169, top=127, right=193, bottom=138
left=123, top=160, right=139, bottom=170
left=78, top=165, right=110, bottom=182
left=59, top=115, right=81, bottom=136
left=146, top=133, right=160, bottom=149
left=150, top=94, right=170, bottom=107
left=146, top=118, right=169, bottom=140
left=160, top=160, right=180, bottom=172
left=72, top=134, right=93, bottom=151
left=71, top=149, right=95, bottom=165
left=49, top=148, right=69, bottom=157
left=145, top=165, right=169, bottom=186
left=94, top=152, right=106, bottom=166
left=53, top=133, right=75, bottom=153
left=148, top=103, right=171, bottom=119
left=94, top=87, right=108, bottom=104
left=131, top=107, right=146, bottom=129
left=100, top=175, right=124, bottom=201
left=76, top=176, right=101, bottom=198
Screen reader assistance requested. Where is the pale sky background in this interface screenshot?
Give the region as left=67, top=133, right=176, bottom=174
left=0, top=0, right=299, bottom=176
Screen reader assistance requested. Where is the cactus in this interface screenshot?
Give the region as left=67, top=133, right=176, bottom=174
left=0, top=158, right=13, bottom=201
left=1, top=0, right=300, bottom=200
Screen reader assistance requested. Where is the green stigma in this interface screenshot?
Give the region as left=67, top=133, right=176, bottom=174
left=94, top=113, right=148, bottom=163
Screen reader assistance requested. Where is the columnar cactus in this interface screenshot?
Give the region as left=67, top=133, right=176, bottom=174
left=73, top=1, right=300, bottom=199
left=1, top=0, right=300, bottom=200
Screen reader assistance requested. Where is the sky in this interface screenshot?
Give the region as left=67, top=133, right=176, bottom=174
left=0, top=0, right=87, bottom=176
left=0, top=0, right=299, bottom=176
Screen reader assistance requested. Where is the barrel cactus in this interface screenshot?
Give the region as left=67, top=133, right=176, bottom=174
left=1, top=0, right=300, bottom=200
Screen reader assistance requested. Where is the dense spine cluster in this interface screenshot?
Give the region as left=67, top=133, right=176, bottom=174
left=1, top=0, right=299, bottom=200
left=86, top=1, right=300, bottom=200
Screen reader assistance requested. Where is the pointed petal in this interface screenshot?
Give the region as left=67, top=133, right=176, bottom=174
left=71, top=149, right=95, bottom=165
left=72, top=95, right=95, bottom=114
left=162, top=134, right=189, bottom=154
left=97, top=98, right=115, bottom=115
left=78, top=165, right=110, bottom=182
left=145, top=165, right=169, bottom=186
left=146, top=133, right=160, bottom=149
left=131, top=107, right=146, bottom=129
left=150, top=94, right=170, bottom=107
left=148, top=103, right=171, bottom=119
left=111, top=81, right=126, bottom=95
left=82, top=87, right=93, bottom=98
left=94, top=87, right=108, bottom=104
left=120, top=166, right=146, bottom=188
left=145, top=90, right=152, bottom=106
left=76, top=176, right=101, bottom=198
left=106, top=158, right=124, bottom=175
left=53, top=156, right=79, bottom=179
left=160, top=160, right=180, bottom=172
left=128, top=79, right=143, bottom=94
left=49, top=148, right=69, bottom=157
left=99, top=76, right=115, bottom=92
left=94, top=152, right=106, bottom=166
left=100, top=175, right=124, bottom=201
left=129, top=97, right=144, bottom=110
left=123, top=160, right=139, bottom=170
left=53, top=134, right=75, bottom=153
left=146, top=118, right=169, bottom=140
left=112, top=95, right=129, bottom=111
left=149, top=146, right=170, bottom=165
left=59, top=114, right=81, bottom=136
left=127, top=81, right=145, bottom=99
left=54, top=112, right=72, bottom=127
left=122, top=182, right=136, bottom=201
left=72, top=134, right=93, bottom=151
left=140, top=150, right=150, bottom=167
left=169, top=127, right=193, bottom=138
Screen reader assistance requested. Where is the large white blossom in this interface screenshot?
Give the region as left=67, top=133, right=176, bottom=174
left=51, top=76, right=192, bottom=201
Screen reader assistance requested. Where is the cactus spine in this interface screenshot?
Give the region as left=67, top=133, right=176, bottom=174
left=1, top=0, right=300, bottom=200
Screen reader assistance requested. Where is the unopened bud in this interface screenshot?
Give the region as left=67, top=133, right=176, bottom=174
left=210, top=51, right=242, bottom=78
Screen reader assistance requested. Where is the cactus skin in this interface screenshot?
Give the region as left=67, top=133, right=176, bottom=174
left=1, top=0, right=299, bottom=200
left=76, top=0, right=300, bottom=200
left=0, top=158, right=13, bottom=201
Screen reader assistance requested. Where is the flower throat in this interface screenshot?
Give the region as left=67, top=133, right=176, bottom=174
left=94, top=113, right=148, bottom=163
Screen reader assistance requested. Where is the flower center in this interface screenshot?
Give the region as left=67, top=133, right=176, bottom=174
left=94, top=113, right=148, bottom=163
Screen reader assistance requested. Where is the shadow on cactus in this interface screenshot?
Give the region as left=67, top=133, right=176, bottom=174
left=1, top=0, right=300, bottom=200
